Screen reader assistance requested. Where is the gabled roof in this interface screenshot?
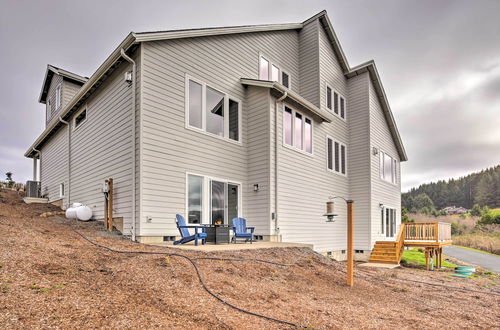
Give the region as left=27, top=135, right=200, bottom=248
left=26, top=10, right=407, bottom=162
left=38, top=65, right=88, bottom=104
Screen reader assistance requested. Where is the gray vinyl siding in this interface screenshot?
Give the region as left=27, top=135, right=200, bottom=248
left=68, top=51, right=140, bottom=234
left=40, top=126, right=68, bottom=204
left=139, top=30, right=300, bottom=236
left=368, top=79, right=401, bottom=246
left=347, top=72, right=372, bottom=250
left=298, top=20, right=320, bottom=106
left=272, top=98, right=349, bottom=252
left=62, top=80, right=83, bottom=107
left=246, top=87, right=272, bottom=235
left=45, top=74, right=64, bottom=126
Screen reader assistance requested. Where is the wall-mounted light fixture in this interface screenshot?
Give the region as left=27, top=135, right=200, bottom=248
left=253, top=184, right=259, bottom=192
left=372, top=147, right=379, bottom=156
left=379, top=203, right=384, bottom=208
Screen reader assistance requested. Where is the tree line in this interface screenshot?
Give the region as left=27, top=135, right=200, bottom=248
left=402, top=165, right=500, bottom=212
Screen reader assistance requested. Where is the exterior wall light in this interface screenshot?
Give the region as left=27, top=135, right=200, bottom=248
left=253, top=184, right=259, bottom=192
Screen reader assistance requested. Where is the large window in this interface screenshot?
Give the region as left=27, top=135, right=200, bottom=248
left=327, top=137, right=346, bottom=175
left=55, top=85, right=62, bottom=109
left=186, top=174, right=240, bottom=225
left=186, top=76, right=241, bottom=142
left=325, top=85, right=346, bottom=120
left=380, top=151, right=398, bottom=184
left=259, top=55, right=291, bottom=88
left=283, top=106, right=312, bottom=154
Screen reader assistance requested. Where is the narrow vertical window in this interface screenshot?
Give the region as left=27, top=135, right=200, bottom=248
left=188, top=175, right=203, bottom=224
left=59, top=183, right=65, bottom=197
left=334, top=142, right=340, bottom=172
left=55, top=85, right=61, bottom=109
left=188, top=80, right=203, bottom=129
left=284, top=107, right=293, bottom=146
left=228, top=99, right=239, bottom=141
left=381, top=208, right=384, bottom=234
left=294, top=112, right=303, bottom=150
left=334, top=92, right=339, bottom=115
left=340, top=96, right=345, bottom=119
left=327, top=138, right=333, bottom=170
left=326, top=86, right=332, bottom=110
left=206, top=87, right=225, bottom=137
left=271, top=65, right=280, bottom=82
left=259, top=57, right=269, bottom=80
left=341, top=144, right=346, bottom=174
left=392, top=159, right=397, bottom=184
left=304, top=118, right=312, bottom=153
left=282, top=72, right=290, bottom=88
left=380, top=152, right=385, bottom=179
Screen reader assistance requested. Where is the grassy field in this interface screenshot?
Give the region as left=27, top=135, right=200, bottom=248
left=401, top=248, right=457, bottom=268
left=452, top=232, right=500, bottom=255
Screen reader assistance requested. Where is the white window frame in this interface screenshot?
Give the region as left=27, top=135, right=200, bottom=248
left=185, top=172, right=242, bottom=225
left=55, top=84, right=62, bottom=109
left=59, top=183, right=65, bottom=198
left=185, top=75, right=242, bottom=144
left=381, top=206, right=397, bottom=237
left=73, top=105, right=87, bottom=130
left=326, top=84, right=347, bottom=121
left=282, top=105, right=313, bottom=155
left=380, top=151, right=398, bottom=185
left=258, top=54, right=291, bottom=88
left=326, top=136, right=347, bottom=176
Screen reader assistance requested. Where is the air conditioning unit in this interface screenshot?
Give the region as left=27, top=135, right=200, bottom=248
left=25, top=180, right=41, bottom=198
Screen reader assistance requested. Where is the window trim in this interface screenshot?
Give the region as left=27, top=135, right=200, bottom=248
left=185, top=171, right=242, bottom=225
left=258, top=53, right=291, bottom=89
left=325, top=83, right=347, bottom=121
left=185, top=74, right=242, bottom=145
left=282, top=105, right=314, bottom=156
left=73, top=105, right=87, bottom=131
left=326, top=136, right=347, bottom=177
left=55, top=84, right=62, bottom=109
left=59, top=182, right=65, bottom=198
left=379, top=150, right=398, bottom=185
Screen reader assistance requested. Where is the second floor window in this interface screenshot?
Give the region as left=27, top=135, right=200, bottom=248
left=55, top=85, right=62, bottom=109
left=186, top=76, right=241, bottom=142
left=380, top=151, right=397, bottom=184
left=325, top=85, right=346, bottom=120
left=283, top=106, right=312, bottom=154
left=259, top=56, right=290, bottom=88
left=327, top=137, right=346, bottom=175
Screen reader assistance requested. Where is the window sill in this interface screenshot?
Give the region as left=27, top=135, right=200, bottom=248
left=282, top=143, right=314, bottom=158
left=326, top=168, right=347, bottom=178
left=185, top=125, right=242, bottom=146
left=380, top=178, right=399, bottom=187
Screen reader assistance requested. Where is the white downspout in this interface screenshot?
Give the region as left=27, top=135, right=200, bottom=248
left=32, top=147, right=41, bottom=181
left=120, top=48, right=137, bottom=242
left=59, top=116, right=71, bottom=207
left=274, top=91, right=287, bottom=237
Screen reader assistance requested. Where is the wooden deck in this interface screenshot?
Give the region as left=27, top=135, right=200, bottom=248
left=369, top=222, right=452, bottom=269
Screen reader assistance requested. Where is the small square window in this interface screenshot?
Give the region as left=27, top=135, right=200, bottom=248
left=282, top=72, right=290, bottom=88
left=74, top=107, right=87, bottom=129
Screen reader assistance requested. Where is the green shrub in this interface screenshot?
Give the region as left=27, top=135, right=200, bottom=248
left=470, top=204, right=482, bottom=216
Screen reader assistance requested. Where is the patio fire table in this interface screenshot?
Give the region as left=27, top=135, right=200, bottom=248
left=204, top=224, right=231, bottom=244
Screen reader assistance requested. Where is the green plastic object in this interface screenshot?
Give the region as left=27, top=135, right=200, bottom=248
left=451, top=273, right=470, bottom=278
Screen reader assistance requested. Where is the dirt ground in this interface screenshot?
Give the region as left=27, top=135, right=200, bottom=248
left=1, top=190, right=499, bottom=329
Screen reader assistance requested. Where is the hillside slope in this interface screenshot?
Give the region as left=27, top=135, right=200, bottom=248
left=0, top=190, right=498, bottom=329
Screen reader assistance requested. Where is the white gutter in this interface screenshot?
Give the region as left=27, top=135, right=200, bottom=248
left=58, top=116, right=71, bottom=206
left=274, top=91, right=287, bottom=236
left=120, top=48, right=137, bottom=242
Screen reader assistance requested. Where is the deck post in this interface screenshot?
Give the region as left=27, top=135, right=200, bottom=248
left=347, top=201, right=354, bottom=287
left=425, top=249, right=429, bottom=271
left=108, top=178, right=113, bottom=232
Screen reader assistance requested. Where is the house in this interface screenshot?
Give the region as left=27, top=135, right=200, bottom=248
left=443, top=206, right=468, bottom=215
left=24, top=10, right=408, bottom=260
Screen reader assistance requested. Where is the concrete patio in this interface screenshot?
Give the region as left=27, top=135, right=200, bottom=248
left=149, top=241, right=314, bottom=251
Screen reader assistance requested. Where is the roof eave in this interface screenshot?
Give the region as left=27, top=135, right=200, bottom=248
left=25, top=32, right=137, bottom=158
left=135, top=23, right=303, bottom=43
left=240, top=78, right=334, bottom=123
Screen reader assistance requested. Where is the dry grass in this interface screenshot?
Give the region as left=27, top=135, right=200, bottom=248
left=410, top=213, right=479, bottom=232
left=452, top=233, right=500, bottom=255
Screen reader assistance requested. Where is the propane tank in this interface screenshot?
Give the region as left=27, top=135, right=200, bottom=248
left=65, top=204, right=92, bottom=221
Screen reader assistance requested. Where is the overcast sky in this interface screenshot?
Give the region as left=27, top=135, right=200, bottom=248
left=0, top=0, right=499, bottom=191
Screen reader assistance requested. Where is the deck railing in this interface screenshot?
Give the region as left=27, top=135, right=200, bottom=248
left=404, top=222, right=451, bottom=242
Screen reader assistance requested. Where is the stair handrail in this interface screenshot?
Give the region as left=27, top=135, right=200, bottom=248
left=395, top=223, right=406, bottom=263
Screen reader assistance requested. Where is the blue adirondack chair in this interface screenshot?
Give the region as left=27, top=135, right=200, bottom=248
left=174, top=214, right=207, bottom=246
left=231, top=217, right=255, bottom=243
